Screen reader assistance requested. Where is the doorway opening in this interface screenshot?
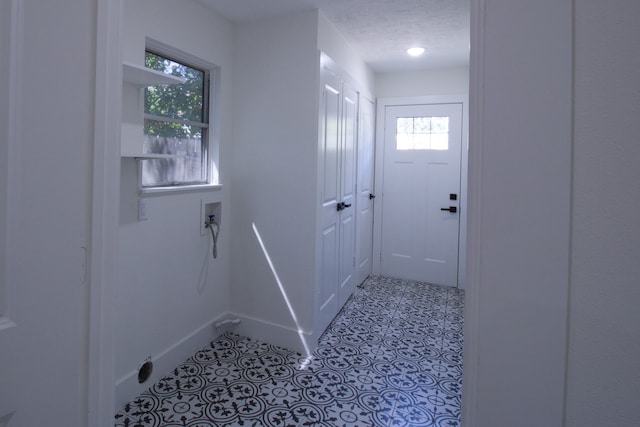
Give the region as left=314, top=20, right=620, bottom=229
left=373, top=95, right=469, bottom=290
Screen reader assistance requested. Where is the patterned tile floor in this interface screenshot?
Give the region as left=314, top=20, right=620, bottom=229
left=115, top=276, right=464, bottom=426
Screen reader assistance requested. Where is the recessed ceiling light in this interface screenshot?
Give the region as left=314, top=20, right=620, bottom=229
left=407, top=47, right=425, bottom=57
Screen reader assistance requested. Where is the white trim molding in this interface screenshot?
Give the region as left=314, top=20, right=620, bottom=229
left=88, top=0, right=122, bottom=426
left=461, top=0, right=572, bottom=424
left=0, top=0, right=23, bottom=328
left=114, top=315, right=229, bottom=409
left=461, top=0, right=484, bottom=424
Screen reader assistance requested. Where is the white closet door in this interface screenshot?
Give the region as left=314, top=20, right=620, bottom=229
left=317, top=63, right=360, bottom=330
left=356, top=97, right=375, bottom=285
left=317, top=67, right=342, bottom=329
left=337, top=82, right=358, bottom=307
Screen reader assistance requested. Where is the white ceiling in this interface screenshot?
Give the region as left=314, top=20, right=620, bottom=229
left=196, top=0, right=470, bottom=73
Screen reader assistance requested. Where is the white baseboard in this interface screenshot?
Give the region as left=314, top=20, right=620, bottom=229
left=114, top=313, right=230, bottom=410
left=114, top=312, right=318, bottom=410
left=227, top=312, right=316, bottom=357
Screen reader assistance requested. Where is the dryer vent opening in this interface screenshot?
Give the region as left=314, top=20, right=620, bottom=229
left=137, top=359, right=153, bottom=384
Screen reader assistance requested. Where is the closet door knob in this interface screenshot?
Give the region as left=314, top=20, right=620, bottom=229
left=336, top=202, right=351, bottom=211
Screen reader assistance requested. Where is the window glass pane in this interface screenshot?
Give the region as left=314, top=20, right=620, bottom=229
left=142, top=120, right=205, bottom=186
left=396, top=117, right=414, bottom=135
left=396, top=116, right=450, bottom=150
left=414, top=117, right=431, bottom=134
left=431, top=133, right=449, bottom=150
left=431, top=116, right=449, bottom=133
left=396, top=133, right=413, bottom=150
left=144, top=51, right=204, bottom=123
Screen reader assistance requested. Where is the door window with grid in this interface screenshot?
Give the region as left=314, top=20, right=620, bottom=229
left=396, top=116, right=449, bottom=150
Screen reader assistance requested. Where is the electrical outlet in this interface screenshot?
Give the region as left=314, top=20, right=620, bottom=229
left=138, top=199, right=148, bottom=221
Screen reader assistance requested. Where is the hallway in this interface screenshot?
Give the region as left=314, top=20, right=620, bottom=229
left=115, top=276, right=464, bottom=426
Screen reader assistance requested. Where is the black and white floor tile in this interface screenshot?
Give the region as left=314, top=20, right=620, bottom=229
left=115, top=276, right=464, bottom=426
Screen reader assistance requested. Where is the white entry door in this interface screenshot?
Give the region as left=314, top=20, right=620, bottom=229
left=380, top=103, right=463, bottom=286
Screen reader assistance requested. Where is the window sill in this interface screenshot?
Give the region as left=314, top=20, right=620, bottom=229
left=139, top=183, right=222, bottom=195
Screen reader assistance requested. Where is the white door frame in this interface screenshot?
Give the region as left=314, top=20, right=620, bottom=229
left=88, top=0, right=122, bottom=425
left=373, top=95, right=469, bottom=289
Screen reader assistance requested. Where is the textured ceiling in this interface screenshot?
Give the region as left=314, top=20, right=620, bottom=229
left=197, top=0, right=470, bottom=73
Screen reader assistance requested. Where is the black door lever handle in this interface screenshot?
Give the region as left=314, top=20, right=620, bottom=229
left=337, top=202, right=352, bottom=212
left=369, top=193, right=376, bottom=200
left=441, top=206, right=458, bottom=213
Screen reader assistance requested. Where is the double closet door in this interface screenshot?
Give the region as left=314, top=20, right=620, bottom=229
left=317, top=63, right=359, bottom=331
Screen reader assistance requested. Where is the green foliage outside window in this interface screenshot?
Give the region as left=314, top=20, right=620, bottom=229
left=144, top=51, right=206, bottom=138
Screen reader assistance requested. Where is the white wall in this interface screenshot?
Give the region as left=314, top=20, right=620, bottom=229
left=317, top=11, right=376, bottom=97
left=115, top=0, right=233, bottom=407
left=230, top=9, right=320, bottom=353
left=231, top=9, right=375, bottom=353
left=0, top=0, right=95, bottom=425
left=465, top=1, right=640, bottom=425
left=566, top=1, right=640, bottom=425
left=375, top=67, right=469, bottom=98
left=463, top=0, right=572, bottom=425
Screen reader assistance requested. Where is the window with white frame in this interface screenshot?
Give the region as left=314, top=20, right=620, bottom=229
left=141, top=49, right=213, bottom=187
